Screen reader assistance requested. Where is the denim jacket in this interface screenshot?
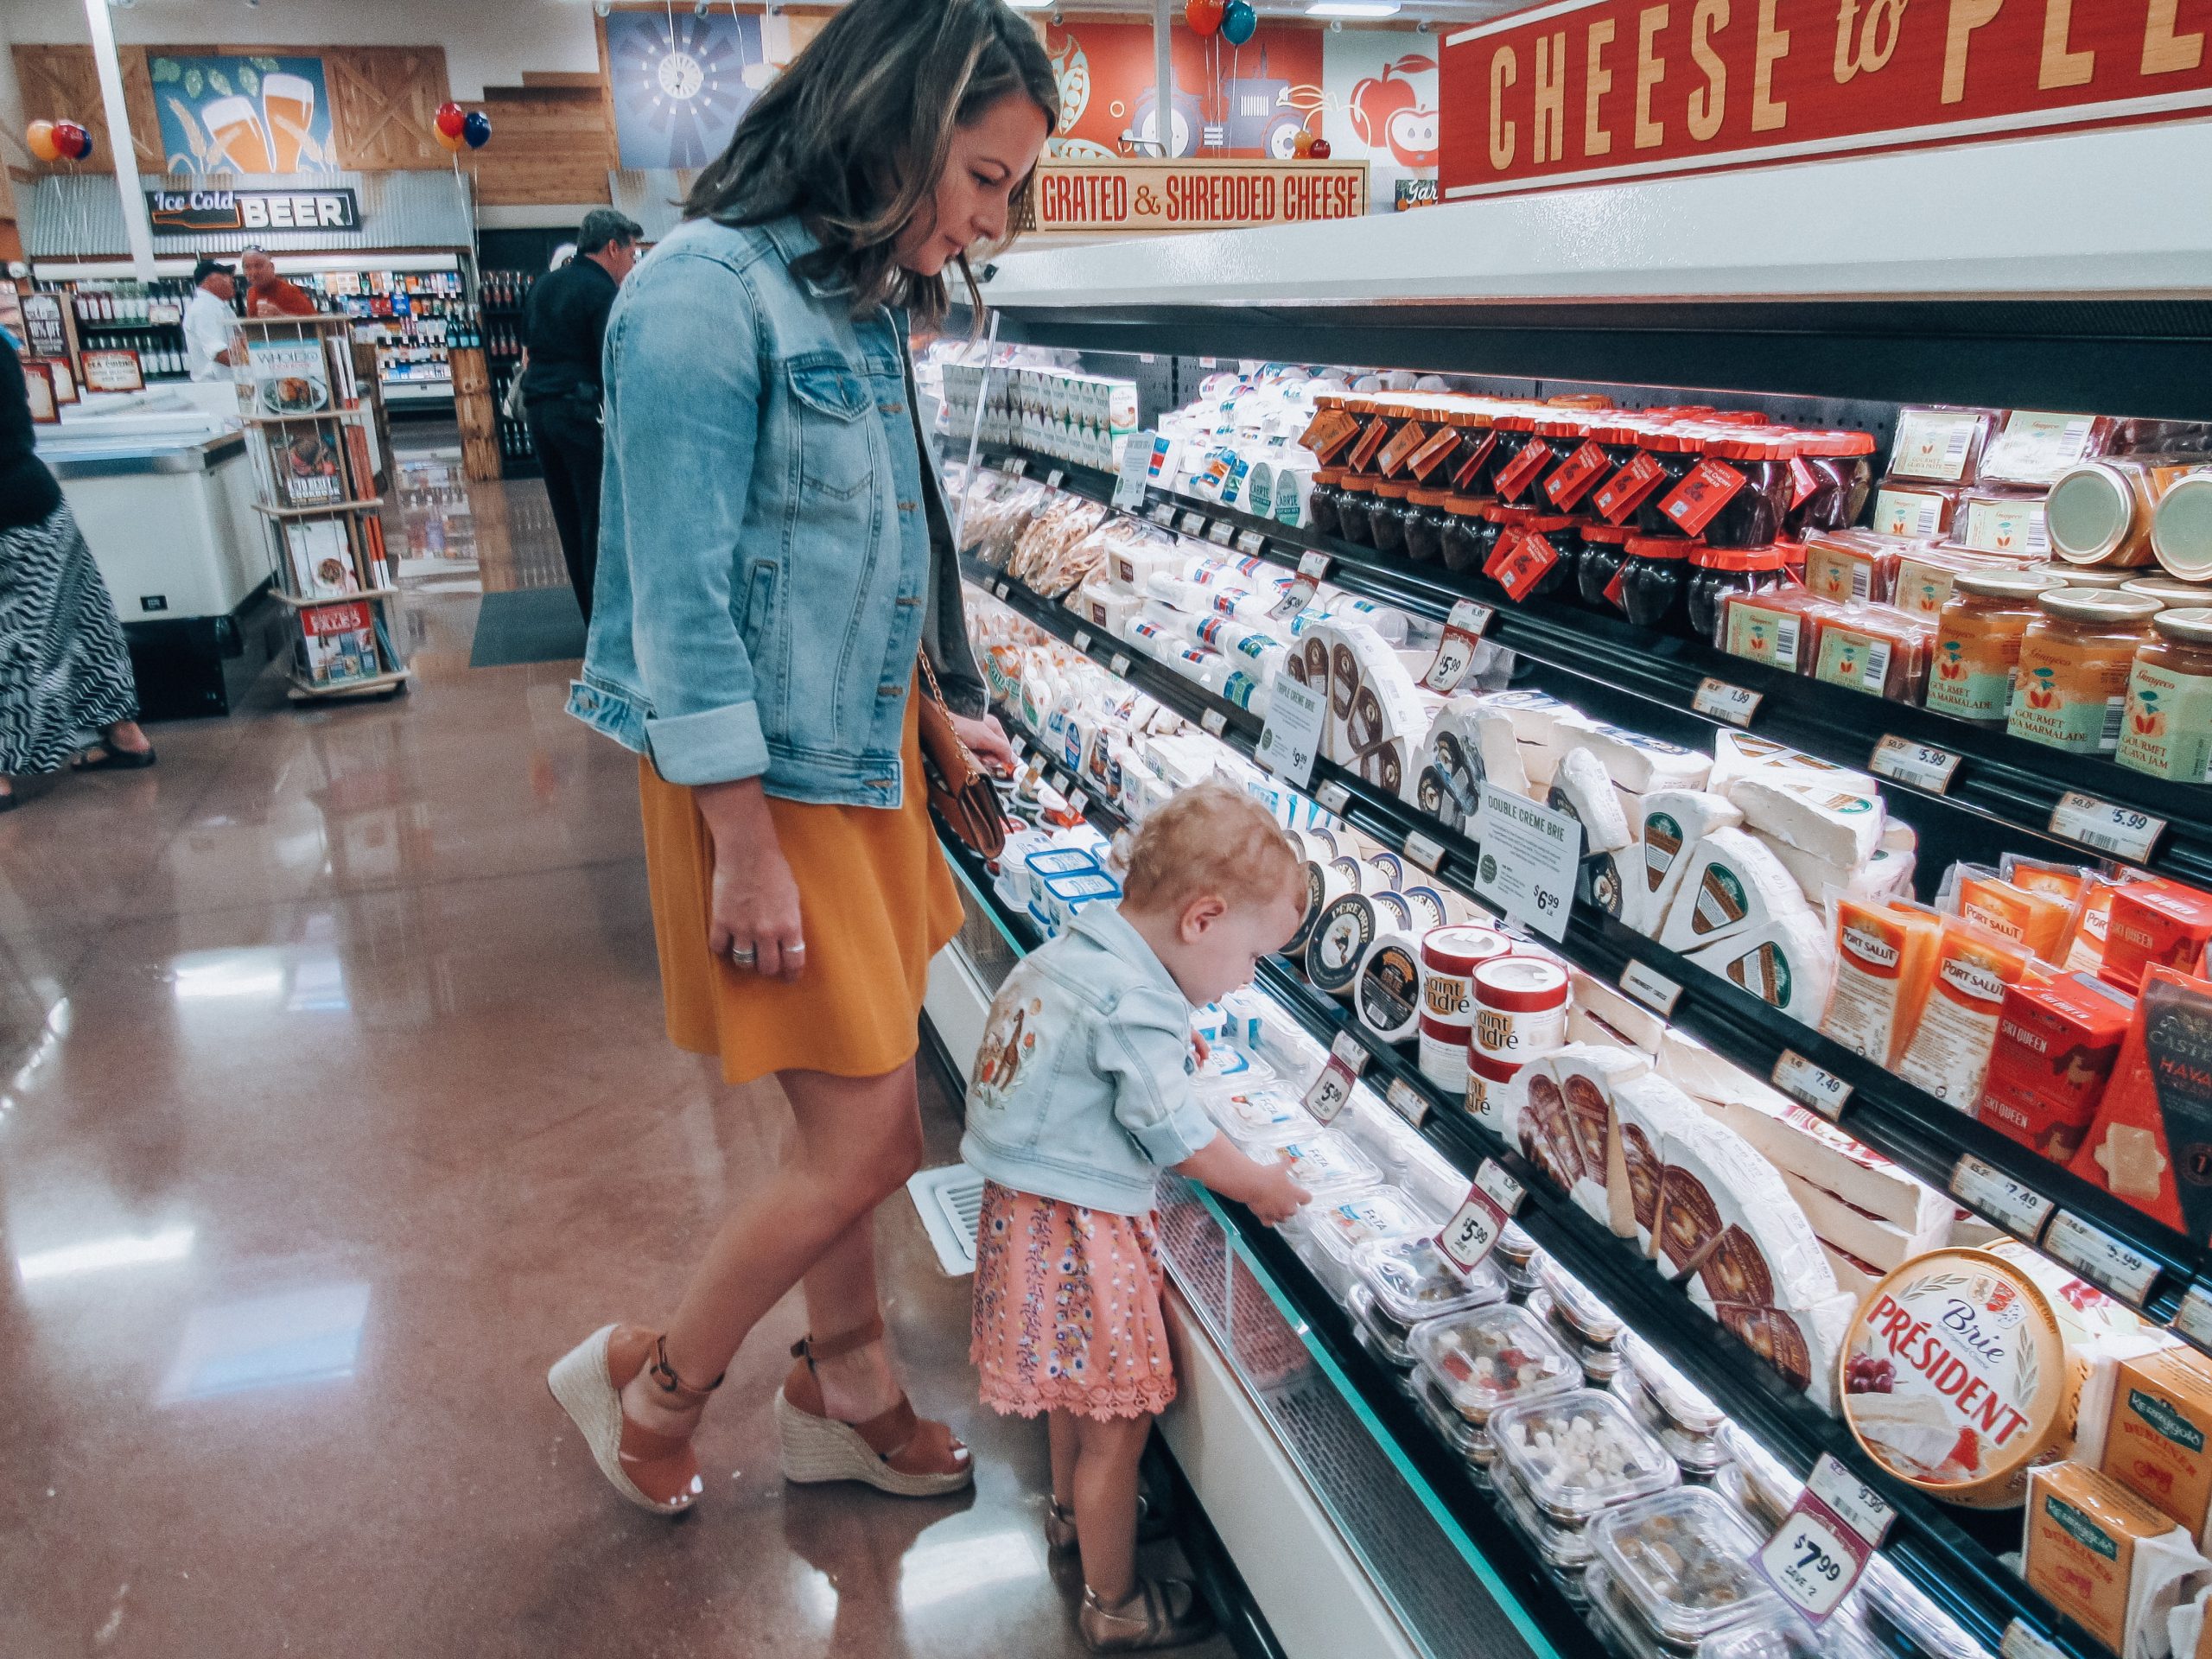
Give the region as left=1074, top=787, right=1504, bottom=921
left=568, top=214, right=985, bottom=801
left=959, top=904, right=1222, bottom=1217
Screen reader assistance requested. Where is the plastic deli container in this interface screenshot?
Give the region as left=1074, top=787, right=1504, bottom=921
left=1205, top=1086, right=1308, bottom=1146
left=1242, top=1128, right=1385, bottom=1204
left=1355, top=1234, right=1508, bottom=1331
left=1414, top=1370, right=1495, bottom=1465
left=1494, top=1456, right=1601, bottom=1570
left=1530, top=1287, right=1625, bottom=1384
left=1346, top=1283, right=1421, bottom=1370
left=1589, top=1488, right=1783, bottom=1649
left=1491, top=1388, right=1681, bottom=1528
left=1408, top=1302, right=1581, bottom=1427
left=1293, top=1188, right=1437, bottom=1276
left=1618, top=1333, right=1726, bottom=1440
left=1714, top=1421, right=1802, bottom=1531
left=1540, top=1258, right=1626, bottom=1346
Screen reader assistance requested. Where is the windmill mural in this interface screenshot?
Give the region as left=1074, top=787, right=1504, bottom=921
left=605, top=10, right=774, bottom=171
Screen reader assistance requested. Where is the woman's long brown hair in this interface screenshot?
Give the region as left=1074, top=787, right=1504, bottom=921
left=683, top=0, right=1059, bottom=324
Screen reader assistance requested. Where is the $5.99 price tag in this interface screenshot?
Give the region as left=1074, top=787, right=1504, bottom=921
left=1757, top=1454, right=1896, bottom=1624
left=1436, top=1160, right=1524, bottom=1275
left=1304, top=1032, right=1370, bottom=1126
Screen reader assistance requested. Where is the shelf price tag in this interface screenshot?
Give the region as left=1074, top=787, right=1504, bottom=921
left=2174, top=1281, right=2212, bottom=1355
left=1757, top=1454, right=1896, bottom=1624
left=1206, top=518, right=1236, bottom=547
left=2001, top=1622, right=2068, bottom=1659
left=1870, top=734, right=1962, bottom=794
left=1315, top=780, right=1351, bottom=817
left=1200, top=709, right=1228, bottom=737
left=1948, top=1154, right=2054, bottom=1242
left=1110, top=652, right=1133, bottom=678
left=1421, top=599, right=1496, bottom=694
left=2049, top=791, right=2168, bottom=863
left=2044, top=1209, right=2160, bottom=1306
left=1178, top=509, right=1208, bottom=537
left=1112, top=435, right=1156, bottom=511
left=1771, top=1050, right=1853, bottom=1119
left=1002, top=456, right=1029, bottom=477
left=1271, top=550, right=1332, bottom=621
left=1073, top=629, right=1093, bottom=654
left=1693, top=677, right=1764, bottom=728
left=1303, top=1030, right=1370, bottom=1127
left=1236, top=529, right=1268, bottom=557
left=1472, top=785, right=1579, bottom=943
left=1385, top=1077, right=1430, bottom=1128
left=1619, top=961, right=1684, bottom=1017
left=1437, top=1160, right=1525, bottom=1275
left=1401, top=829, right=1447, bottom=874
left=993, top=580, right=1010, bottom=600
left=1045, top=468, right=1065, bottom=491
left=1255, top=673, right=1325, bottom=787
left=1148, top=502, right=1179, bottom=528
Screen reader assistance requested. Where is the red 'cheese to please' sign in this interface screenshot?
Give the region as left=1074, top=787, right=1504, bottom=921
left=1439, top=0, right=2212, bottom=199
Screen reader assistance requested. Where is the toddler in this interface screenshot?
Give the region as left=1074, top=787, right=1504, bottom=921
left=964, top=783, right=1313, bottom=1653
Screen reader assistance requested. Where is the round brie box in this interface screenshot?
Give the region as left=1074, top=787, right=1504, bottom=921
left=1840, top=1248, right=2067, bottom=1510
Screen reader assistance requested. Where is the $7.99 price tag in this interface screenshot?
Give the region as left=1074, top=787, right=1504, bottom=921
left=1435, top=1160, right=1524, bottom=1275
left=1757, top=1454, right=1896, bottom=1624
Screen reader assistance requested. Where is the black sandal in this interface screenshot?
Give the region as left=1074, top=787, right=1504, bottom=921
left=72, top=744, right=156, bottom=772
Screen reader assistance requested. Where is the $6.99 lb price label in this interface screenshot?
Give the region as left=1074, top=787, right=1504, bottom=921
left=1757, top=1454, right=1896, bottom=1624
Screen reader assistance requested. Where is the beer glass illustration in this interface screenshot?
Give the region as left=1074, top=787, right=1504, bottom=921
left=202, top=94, right=273, bottom=173
left=263, top=73, right=317, bottom=172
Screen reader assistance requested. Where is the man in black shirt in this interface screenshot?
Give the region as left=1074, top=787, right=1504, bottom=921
left=521, top=208, right=643, bottom=624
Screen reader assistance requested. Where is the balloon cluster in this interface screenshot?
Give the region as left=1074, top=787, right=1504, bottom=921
left=26, top=119, right=93, bottom=163
left=1186, top=0, right=1256, bottom=43
left=433, top=102, right=493, bottom=153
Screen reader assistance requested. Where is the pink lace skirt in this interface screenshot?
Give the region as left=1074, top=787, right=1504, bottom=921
left=970, top=1181, right=1177, bottom=1421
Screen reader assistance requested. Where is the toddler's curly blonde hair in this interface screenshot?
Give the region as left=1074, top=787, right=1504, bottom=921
left=1119, top=783, right=1303, bottom=917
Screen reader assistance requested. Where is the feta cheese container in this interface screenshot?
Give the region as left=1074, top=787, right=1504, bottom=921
left=1491, top=1388, right=1681, bottom=1527
left=1408, top=1302, right=1581, bottom=1427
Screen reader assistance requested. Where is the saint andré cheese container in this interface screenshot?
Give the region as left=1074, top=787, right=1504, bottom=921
left=1840, top=1248, right=2067, bottom=1510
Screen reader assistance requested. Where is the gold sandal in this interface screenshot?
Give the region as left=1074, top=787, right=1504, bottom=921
left=547, top=1325, right=721, bottom=1515
left=775, top=1314, right=972, bottom=1497
left=1078, top=1578, right=1217, bottom=1652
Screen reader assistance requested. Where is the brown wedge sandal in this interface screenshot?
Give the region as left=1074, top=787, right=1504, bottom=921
left=547, top=1324, right=721, bottom=1515
left=775, top=1314, right=973, bottom=1497
left=1078, top=1578, right=1217, bottom=1652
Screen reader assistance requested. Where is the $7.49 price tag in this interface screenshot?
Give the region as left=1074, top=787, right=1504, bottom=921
left=1757, top=1454, right=1896, bottom=1624
left=1435, top=1160, right=1524, bottom=1275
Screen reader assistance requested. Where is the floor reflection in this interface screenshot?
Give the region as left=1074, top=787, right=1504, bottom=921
left=156, top=1281, right=371, bottom=1405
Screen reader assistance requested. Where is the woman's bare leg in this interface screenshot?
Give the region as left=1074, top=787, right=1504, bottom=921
left=1049, top=1408, right=1080, bottom=1512
left=619, top=1060, right=925, bottom=1435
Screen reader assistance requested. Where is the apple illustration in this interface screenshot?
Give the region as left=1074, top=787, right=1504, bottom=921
left=1309, top=137, right=1332, bottom=159
left=1350, top=54, right=1438, bottom=168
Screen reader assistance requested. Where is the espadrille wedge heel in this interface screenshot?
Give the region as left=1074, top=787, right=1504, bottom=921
left=775, top=1315, right=972, bottom=1497
left=548, top=1324, right=721, bottom=1515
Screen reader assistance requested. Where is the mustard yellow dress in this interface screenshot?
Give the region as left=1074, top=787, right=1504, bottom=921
left=637, top=679, right=965, bottom=1084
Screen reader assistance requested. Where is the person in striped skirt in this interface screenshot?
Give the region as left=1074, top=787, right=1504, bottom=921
left=0, top=333, right=155, bottom=810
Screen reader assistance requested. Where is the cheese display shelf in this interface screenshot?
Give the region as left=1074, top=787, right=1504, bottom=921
left=943, top=624, right=2075, bottom=1659
left=963, top=542, right=2212, bottom=1336
left=975, top=442, right=2212, bottom=899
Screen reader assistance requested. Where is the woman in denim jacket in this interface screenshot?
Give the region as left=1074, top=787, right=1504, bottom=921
left=551, top=0, right=1056, bottom=1512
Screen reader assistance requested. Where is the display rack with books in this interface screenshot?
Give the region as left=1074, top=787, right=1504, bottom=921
left=235, top=315, right=409, bottom=702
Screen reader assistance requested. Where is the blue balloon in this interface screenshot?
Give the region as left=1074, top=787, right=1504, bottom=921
left=1221, top=0, right=1257, bottom=45
left=462, top=110, right=492, bottom=149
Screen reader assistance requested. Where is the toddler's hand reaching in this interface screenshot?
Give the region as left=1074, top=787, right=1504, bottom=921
left=1245, top=1152, right=1311, bottom=1226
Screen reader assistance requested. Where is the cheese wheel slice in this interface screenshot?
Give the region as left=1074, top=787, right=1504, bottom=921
left=1629, top=791, right=1742, bottom=937
left=1656, top=828, right=1808, bottom=955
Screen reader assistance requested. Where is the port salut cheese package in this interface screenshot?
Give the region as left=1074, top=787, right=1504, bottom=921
left=2023, top=1461, right=2212, bottom=1659
left=1687, top=909, right=1835, bottom=1022
left=1955, top=870, right=2080, bottom=963
left=1978, top=970, right=2136, bottom=1163
left=1627, top=790, right=1742, bottom=937
left=2071, top=968, right=2212, bottom=1236
left=1656, top=827, right=1810, bottom=956
left=1822, top=899, right=1945, bottom=1070
left=1897, top=918, right=2041, bottom=1109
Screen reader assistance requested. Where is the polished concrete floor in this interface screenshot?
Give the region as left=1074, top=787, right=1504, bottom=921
left=0, top=438, right=1234, bottom=1657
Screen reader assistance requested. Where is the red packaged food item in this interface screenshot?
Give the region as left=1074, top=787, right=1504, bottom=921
left=2101, top=883, right=2212, bottom=995
left=2069, top=966, right=2212, bottom=1233
left=1977, top=971, right=2136, bottom=1161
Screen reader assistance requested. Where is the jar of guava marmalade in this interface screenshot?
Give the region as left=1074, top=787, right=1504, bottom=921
left=2119, top=607, right=2212, bottom=782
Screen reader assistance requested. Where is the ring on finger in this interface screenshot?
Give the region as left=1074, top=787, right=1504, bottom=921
left=729, top=944, right=756, bottom=965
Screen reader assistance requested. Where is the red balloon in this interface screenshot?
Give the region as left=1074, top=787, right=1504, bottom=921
left=53, top=120, right=92, bottom=162
left=1185, top=0, right=1224, bottom=38
left=1308, top=137, right=1332, bottom=160
left=435, top=101, right=467, bottom=138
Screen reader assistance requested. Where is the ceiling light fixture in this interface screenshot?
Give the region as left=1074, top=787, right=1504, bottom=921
left=1306, top=2, right=1403, bottom=16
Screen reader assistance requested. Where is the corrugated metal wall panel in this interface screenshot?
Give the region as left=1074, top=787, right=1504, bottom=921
left=26, top=169, right=475, bottom=257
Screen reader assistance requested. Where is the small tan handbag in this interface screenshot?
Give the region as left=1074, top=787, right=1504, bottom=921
left=914, top=652, right=1007, bottom=859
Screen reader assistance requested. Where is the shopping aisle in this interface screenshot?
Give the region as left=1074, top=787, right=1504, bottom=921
left=0, top=451, right=1231, bottom=1657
